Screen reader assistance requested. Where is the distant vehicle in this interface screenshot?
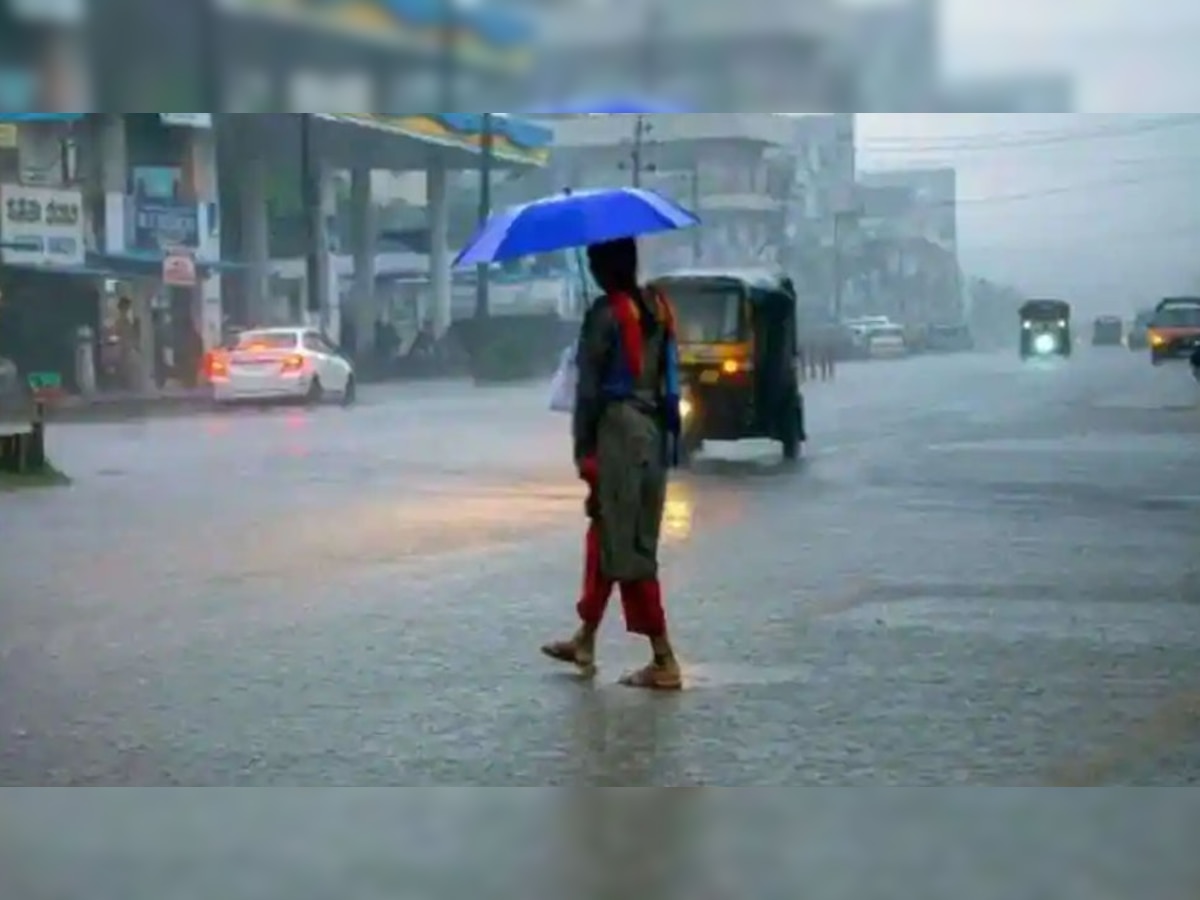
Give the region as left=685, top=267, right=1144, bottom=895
left=843, top=316, right=895, bottom=359
left=1148, top=297, right=1200, bottom=366
left=1019, top=299, right=1072, bottom=359
left=926, top=323, right=975, bottom=353
left=1091, top=315, right=1124, bottom=347
left=210, top=327, right=356, bottom=405
left=1127, top=310, right=1154, bottom=350
left=867, top=323, right=907, bottom=358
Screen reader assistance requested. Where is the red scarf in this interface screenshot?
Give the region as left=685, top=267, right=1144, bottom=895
left=609, top=288, right=675, bottom=378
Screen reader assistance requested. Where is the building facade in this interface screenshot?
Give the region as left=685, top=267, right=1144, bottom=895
left=853, top=166, right=962, bottom=327
left=0, top=113, right=222, bottom=395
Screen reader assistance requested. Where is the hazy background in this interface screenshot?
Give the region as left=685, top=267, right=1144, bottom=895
left=859, top=0, right=1200, bottom=315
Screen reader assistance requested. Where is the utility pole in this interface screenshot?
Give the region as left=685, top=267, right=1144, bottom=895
left=475, top=112, right=494, bottom=319
left=630, top=115, right=647, bottom=187
left=690, top=164, right=701, bottom=262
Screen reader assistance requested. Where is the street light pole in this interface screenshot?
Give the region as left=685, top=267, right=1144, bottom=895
left=475, top=112, right=494, bottom=320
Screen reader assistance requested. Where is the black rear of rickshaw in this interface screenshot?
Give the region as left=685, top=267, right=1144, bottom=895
left=1019, top=299, right=1072, bottom=359
left=650, top=269, right=806, bottom=464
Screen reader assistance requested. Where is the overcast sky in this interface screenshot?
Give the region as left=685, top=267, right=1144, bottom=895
left=855, top=1, right=1200, bottom=311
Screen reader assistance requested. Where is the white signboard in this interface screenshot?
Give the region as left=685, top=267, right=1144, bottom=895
left=160, top=114, right=213, bottom=128
left=0, top=184, right=84, bottom=267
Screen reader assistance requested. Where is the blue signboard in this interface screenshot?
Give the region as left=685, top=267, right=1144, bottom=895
left=130, top=200, right=198, bottom=251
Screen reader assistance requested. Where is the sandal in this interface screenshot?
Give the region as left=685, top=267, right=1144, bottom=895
left=540, top=639, right=596, bottom=676
left=619, top=662, right=683, bottom=692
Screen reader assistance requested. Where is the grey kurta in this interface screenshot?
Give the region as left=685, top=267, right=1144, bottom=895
left=573, top=294, right=669, bottom=583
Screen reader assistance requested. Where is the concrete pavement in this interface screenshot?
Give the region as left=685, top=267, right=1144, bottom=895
left=1, top=348, right=1199, bottom=787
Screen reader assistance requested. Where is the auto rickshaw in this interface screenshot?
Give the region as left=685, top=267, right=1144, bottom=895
left=1019, top=299, right=1072, bottom=359
left=650, top=268, right=806, bottom=464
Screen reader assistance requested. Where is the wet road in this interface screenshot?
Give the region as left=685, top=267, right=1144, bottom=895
left=2, top=349, right=1199, bottom=787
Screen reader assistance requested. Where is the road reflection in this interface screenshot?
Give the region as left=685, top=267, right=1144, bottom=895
left=663, top=481, right=695, bottom=543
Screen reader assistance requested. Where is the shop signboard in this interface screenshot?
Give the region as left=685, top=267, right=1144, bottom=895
left=0, top=184, right=84, bottom=267
left=130, top=198, right=198, bottom=251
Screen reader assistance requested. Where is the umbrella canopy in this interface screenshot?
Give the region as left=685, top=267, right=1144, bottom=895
left=526, top=99, right=691, bottom=114
left=453, top=187, right=700, bottom=269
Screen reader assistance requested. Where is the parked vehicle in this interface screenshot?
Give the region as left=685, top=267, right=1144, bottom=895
left=867, top=323, right=907, bottom=358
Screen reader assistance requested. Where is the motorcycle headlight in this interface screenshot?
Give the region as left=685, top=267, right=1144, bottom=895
left=679, top=397, right=693, bottom=420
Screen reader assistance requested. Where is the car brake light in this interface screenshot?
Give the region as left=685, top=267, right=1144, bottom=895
left=208, top=353, right=229, bottom=380
left=280, top=354, right=306, bottom=373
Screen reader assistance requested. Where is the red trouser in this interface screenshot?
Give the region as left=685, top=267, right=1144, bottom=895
left=575, top=460, right=667, bottom=638
left=576, top=522, right=667, bottom=637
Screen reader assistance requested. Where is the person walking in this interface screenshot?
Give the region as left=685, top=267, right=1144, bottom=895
left=541, top=237, right=684, bottom=691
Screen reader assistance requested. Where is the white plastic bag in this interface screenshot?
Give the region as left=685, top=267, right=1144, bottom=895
left=548, top=344, right=577, bottom=413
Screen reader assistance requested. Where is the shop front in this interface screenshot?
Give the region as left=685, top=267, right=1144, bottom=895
left=92, top=191, right=227, bottom=390
left=0, top=181, right=99, bottom=394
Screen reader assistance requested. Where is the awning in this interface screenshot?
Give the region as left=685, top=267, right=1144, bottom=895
left=86, top=250, right=249, bottom=277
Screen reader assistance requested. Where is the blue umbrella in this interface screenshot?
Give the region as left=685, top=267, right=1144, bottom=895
left=526, top=99, right=691, bottom=114
left=453, top=187, right=700, bottom=269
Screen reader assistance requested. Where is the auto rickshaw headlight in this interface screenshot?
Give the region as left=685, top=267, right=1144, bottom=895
left=1033, top=333, right=1057, bottom=354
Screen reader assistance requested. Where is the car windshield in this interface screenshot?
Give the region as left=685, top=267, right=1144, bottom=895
left=235, top=332, right=298, bottom=350
left=1154, top=305, right=1200, bottom=327
left=668, top=283, right=747, bottom=343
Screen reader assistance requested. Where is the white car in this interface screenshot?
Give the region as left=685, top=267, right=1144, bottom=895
left=210, top=327, right=356, bottom=405
left=868, top=324, right=907, bottom=358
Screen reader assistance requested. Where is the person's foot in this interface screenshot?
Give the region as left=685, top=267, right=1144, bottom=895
left=540, top=631, right=596, bottom=676
left=619, top=659, right=683, bottom=691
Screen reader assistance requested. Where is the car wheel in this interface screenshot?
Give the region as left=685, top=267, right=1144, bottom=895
left=305, top=377, right=324, bottom=405
left=341, top=375, right=357, bottom=406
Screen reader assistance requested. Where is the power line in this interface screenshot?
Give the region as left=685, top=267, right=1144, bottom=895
left=879, top=164, right=1200, bottom=208
left=958, top=219, right=1200, bottom=252
left=858, top=115, right=1200, bottom=153
left=858, top=114, right=1200, bottom=147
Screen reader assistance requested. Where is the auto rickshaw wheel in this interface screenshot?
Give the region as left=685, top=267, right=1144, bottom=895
left=678, top=432, right=702, bottom=467
left=780, top=393, right=803, bottom=461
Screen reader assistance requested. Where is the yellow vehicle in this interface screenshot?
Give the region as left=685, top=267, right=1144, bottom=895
left=650, top=269, right=806, bottom=463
